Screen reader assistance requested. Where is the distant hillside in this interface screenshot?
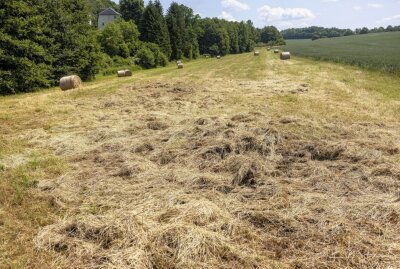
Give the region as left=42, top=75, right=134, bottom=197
left=282, top=26, right=400, bottom=40
left=284, top=32, right=400, bottom=74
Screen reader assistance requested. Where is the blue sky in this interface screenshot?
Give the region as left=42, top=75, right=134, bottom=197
left=113, top=0, right=400, bottom=29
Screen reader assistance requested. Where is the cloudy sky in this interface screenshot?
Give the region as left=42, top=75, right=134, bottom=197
left=113, top=0, right=400, bottom=29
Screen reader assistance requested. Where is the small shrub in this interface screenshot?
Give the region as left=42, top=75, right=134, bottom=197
left=136, top=48, right=156, bottom=69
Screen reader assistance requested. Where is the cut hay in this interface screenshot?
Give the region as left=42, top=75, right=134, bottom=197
left=254, top=51, right=260, bottom=56
left=274, top=49, right=279, bottom=54
left=177, top=63, right=184, bottom=69
left=117, top=70, right=132, bottom=77
left=280, top=52, right=291, bottom=60
left=59, top=75, right=82, bottom=91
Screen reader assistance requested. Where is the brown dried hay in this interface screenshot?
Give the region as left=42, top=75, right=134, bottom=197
left=59, top=75, right=82, bottom=91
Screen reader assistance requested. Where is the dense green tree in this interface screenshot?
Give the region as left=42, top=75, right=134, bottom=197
left=166, top=2, right=199, bottom=60
left=360, top=27, right=369, bottom=34
left=140, top=1, right=171, bottom=58
left=98, top=19, right=140, bottom=57
left=0, top=0, right=100, bottom=94
left=237, top=21, right=250, bottom=53
left=259, top=26, right=285, bottom=45
left=120, top=0, right=144, bottom=25
left=0, top=0, right=52, bottom=94
left=44, top=0, right=101, bottom=82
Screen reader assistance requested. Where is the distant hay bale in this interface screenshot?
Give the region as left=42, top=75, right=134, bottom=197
left=254, top=51, right=260, bottom=56
left=59, top=75, right=82, bottom=91
left=176, top=60, right=182, bottom=65
left=217, top=55, right=221, bottom=59
left=177, top=63, right=184, bottom=69
left=274, top=49, right=279, bottom=54
left=267, top=47, right=271, bottom=51
left=118, top=70, right=132, bottom=77
left=280, top=52, right=291, bottom=60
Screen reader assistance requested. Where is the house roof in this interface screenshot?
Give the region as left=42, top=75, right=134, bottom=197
left=99, top=8, right=121, bottom=16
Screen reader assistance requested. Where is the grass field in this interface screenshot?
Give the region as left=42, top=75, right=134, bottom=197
left=284, top=32, right=400, bottom=74
left=1, top=51, right=400, bottom=268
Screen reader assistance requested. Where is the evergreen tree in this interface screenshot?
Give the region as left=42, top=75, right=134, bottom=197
left=166, top=3, right=199, bottom=60
left=120, top=0, right=144, bottom=26
left=238, top=21, right=250, bottom=53
left=44, top=0, right=101, bottom=82
left=140, top=1, right=171, bottom=58
left=0, top=0, right=52, bottom=94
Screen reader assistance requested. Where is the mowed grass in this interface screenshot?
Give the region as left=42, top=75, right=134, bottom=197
left=284, top=32, right=400, bottom=74
left=0, top=50, right=400, bottom=268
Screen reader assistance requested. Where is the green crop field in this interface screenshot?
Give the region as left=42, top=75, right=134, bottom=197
left=284, top=32, right=400, bottom=74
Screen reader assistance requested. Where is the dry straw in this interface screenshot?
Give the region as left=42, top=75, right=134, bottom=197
left=280, top=52, right=291, bottom=60
left=59, top=75, right=82, bottom=91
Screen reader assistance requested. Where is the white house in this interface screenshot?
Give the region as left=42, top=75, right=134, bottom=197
left=98, top=8, right=121, bottom=30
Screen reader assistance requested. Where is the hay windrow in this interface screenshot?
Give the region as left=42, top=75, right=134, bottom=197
left=6, top=71, right=398, bottom=269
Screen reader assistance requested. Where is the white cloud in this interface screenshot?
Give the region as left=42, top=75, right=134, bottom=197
left=353, top=5, right=362, bottom=11
left=220, top=11, right=237, bottom=21
left=221, top=0, right=249, bottom=11
left=367, top=3, right=383, bottom=8
left=378, top=14, right=400, bottom=23
left=258, top=5, right=315, bottom=22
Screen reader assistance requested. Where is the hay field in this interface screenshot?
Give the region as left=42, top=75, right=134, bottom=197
left=284, top=32, right=400, bottom=74
left=1, top=51, right=400, bottom=268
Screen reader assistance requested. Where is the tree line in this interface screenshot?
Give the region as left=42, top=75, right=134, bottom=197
left=282, top=25, right=400, bottom=40
left=0, top=0, right=284, bottom=95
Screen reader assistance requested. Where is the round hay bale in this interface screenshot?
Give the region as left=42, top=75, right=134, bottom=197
left=254, top=51, right=260, bottom=56
left=59, top=75, right=82, bottom=91
left=177, top=63, right=184, bottom=69
left=217, top=55, right=221, bottom=59
left=280, top=52, right=291, bottom=60
left=176, top=60, right=182, bottom=65
left=274, top=49, right=279, bottom=54
left=267, top=47, right=271, bottom=51
left=117, top=70, right=132, bottom=77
